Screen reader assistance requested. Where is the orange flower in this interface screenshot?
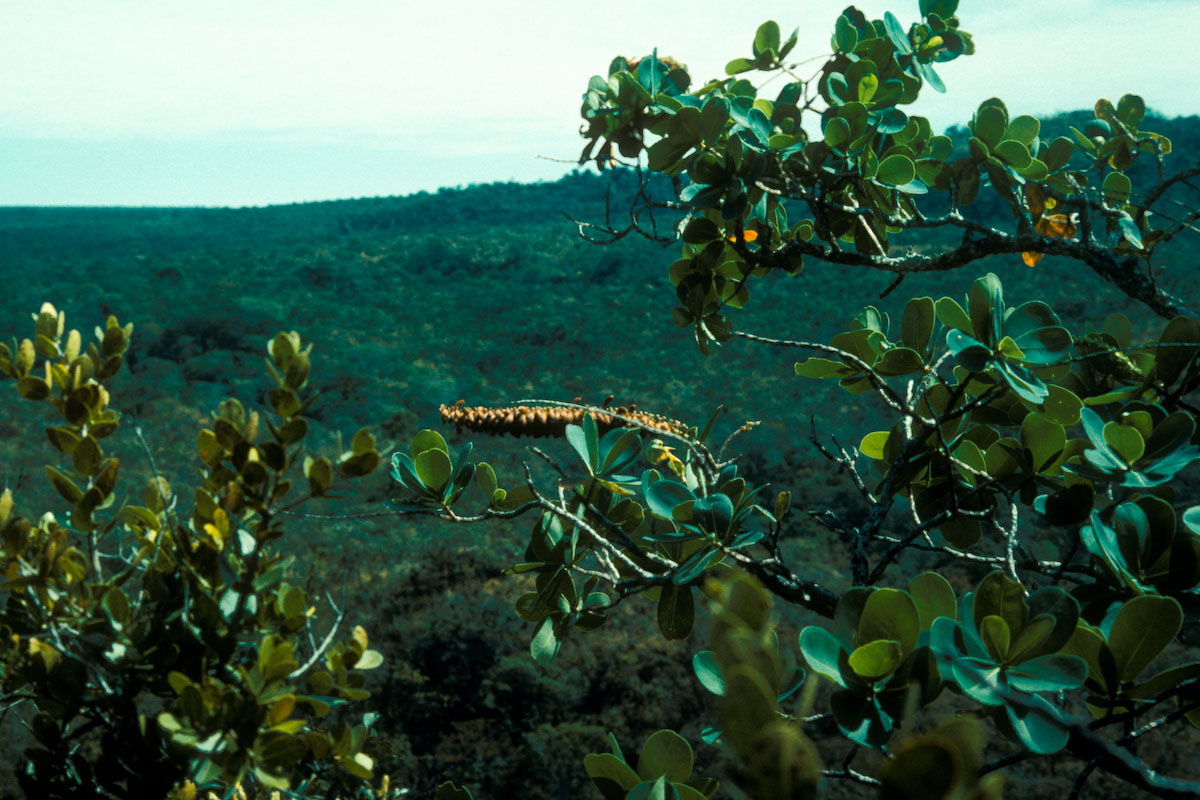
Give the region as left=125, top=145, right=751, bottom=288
left=1022, top=184, right=1076, bottom=267
left=727, top=229, right=759, bottom=243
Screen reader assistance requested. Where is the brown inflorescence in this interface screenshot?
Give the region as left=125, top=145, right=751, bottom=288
left=439, top=401, right=692, bottom=439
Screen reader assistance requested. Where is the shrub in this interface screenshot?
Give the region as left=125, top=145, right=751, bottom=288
left=0, top=308, right=385, bottom=798
left=7, top=2, right=1200, bottom=798
left=388, top=2, right=1200, bottom=797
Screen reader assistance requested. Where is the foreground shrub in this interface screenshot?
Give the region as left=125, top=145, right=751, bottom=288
left=387, top=1, right=1200, bottom=796
left=0, top=308, right=384, bottom=798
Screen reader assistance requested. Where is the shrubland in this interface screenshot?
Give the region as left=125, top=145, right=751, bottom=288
left=6, top=2, right=1200, bottom=798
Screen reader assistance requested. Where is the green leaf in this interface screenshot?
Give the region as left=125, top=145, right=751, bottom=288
left=1138, top=131, right=1172, bottom=156
left=17, top=376, right=49, bottom=400
left=566, top=417, right=600, bottom=472
left=794, top=357, right=855, bottom=379
left=901, top=296, right=935, bottom=352
left=859, top=431, right=889, bottom=460
left=833, top=14, right=858, bottom=54
left=673, top=546, right=721, bottom=585
left=799, top=626, right=847, bottom=688
left=907, top=573, right=956, bottom=630
left=768, top=133, right=804, bottom=151
left=584, top=753, right=641, bottom=800
left=648, top=137, right=693, bottom=172
left=973, top=571, right=1027, bottom=637
left=1043, top=137, right=1074, bottom=172
left=1042, top=384, right=1083, bottom=426
left=101, top=588, right=130, bottom=630
left=530, top=617, right=560, bottom=664
left=1102, top=171, right=1132, bottom=206
left=951, top=657, right=1004, bottom=707
left=753, top=21, right=781, bottom=58
left=1117, top=94, right=1146, bottom=128
left=725, top=57, right=756, bottom=76
left=1007, top=614, right=1055, bottom=664
left=968, top=273, right=1002, bottom=344
left=600, top=428, right=641, bottom=474
left=939, top=516, right=982, bottom=549
left=935, top=296, right=971, bottom=333
left=1005, top=693, right=1070, bottom=754
left=824, top=117, right=851, bottom=149
left=848, top=639, right=902, bottom=680
left=45, top=465, right=83, bottom=504
left=1037, top=483, right=1094, bottom=527
left=994, top=140, right=1031, bottom=169
left=627, top=776, right=677, bottom=800
left=435, top=782, right=474, bottom=800
left=1154, top=317, right=1200, bottom=386
left=657, top=585, right=694, bottom=640
left=883, top=12, right=912, bottom=55
left=1059, top=622, right=1111, bottom=693
left=874, top=347, right=924, bottom=376
left=412, top=429, right=448, bottom=457
left=678, top=782, right=715, bottom=800
left=414, top=448, right=452, bottom=492
left=1108, top=595, right=1183, bottom=683
left=979, top=615, right=1010, bottom=662
left=71, top=435, right=101, bottom=476
left=856, top=588, right=919, bottom=656
left=1022, top=587, right=1081, bottom=661
left=638, top=729, right=694, bottom=782
left=1128, top=661, right=1200, bottom=700
left=698, top=96, right=729, bottom=146
left=1007, top=654, right=1088, bottom=693
left=475, top=461, right=498, bottom=498
left=45, top=426, right=80, bottom=455
left=1021, top=412, right=1065, bottom=472
left=494, top=483, right=534, bottom=510
left=927, top=134, right=953, bottom=162
left=857, top=73, right=878, bottom=103
left=835, top=588, right=872, bottom=651
left=972, top=104, right=1007, bottom=148
left=645, top=479, right=696, bottom=520
left=355, top=649, right=384, bottom=670
left=692, top=493, right=734, bottom=534
left=876, top=154, right=916, bottom=186
left=1003, top=115, right=1040, bottom=146
left=1102, top=422, right=1144, bottom=465
left=693, top=651, right=726, bottom=696
left=1068, top=125, right=1097, bottom=152
left=773, top=490, right=791, bottom=523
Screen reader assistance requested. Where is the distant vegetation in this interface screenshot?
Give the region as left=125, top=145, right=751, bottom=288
left=0, top=104, right=1198, bottom=797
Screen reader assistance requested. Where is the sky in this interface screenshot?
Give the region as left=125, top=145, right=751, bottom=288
left=2, top=0, right=1198, bottom=207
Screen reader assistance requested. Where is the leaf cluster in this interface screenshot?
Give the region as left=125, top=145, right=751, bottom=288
left=386, top=2, right=1200, bottom=797
left=0, top=305, right=385, bottom=798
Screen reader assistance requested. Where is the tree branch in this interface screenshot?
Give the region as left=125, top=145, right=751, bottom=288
left=749, top=230, right=1197, bottom=321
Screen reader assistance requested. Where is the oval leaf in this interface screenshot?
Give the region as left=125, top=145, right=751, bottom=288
left=1109, top=595, right=1183, bottom=683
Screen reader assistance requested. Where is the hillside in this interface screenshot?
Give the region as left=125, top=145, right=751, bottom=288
left=1, top=108, right=1199, bottom=797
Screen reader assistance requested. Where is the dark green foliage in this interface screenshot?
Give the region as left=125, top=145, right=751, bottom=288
left=582, top=729, right=717, bottom=800
left=706, top=575, right=818, bottom=800
left=1079, top=496, right=1200, bottom=594
left=0, top=306, right=384, bottom=797
left=1066, top=406, right=1200, bottom=487
left=800, top=576, right=946, bottom=746
left=942, top=273, right=1073, bottom=403
left=385, top=1, right=1200, bottom=796
left=8, top=3, right=1200, bottom=798
left=878, top=716, right=1001, bottom=799
left=929, top=572, right=1085, bottom=753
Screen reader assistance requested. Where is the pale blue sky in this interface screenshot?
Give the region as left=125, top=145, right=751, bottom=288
left=2, top=0, right=1197, bottom=207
